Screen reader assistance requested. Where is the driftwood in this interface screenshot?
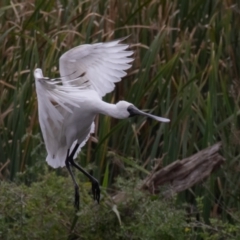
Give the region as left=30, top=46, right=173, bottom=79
left=141, top=142, right=224, bottom=197
left=113, top=142, right=224, bottom=203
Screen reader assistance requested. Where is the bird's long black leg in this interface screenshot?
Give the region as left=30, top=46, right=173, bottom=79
left=68, top=143, right=100, bottom=203
left=65, top=149, right=80, bottom=210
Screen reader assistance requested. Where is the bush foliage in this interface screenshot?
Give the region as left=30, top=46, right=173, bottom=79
left=0, top=168, right=187, bottom=240
left=1, top=167, right=240, bottom=239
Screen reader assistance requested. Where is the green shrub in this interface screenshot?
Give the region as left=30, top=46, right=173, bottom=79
left=0, top=170, right=188, bottom=240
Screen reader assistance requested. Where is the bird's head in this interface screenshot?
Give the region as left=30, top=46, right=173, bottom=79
left=34, top=68, right=44, bottom=79
left=116, top=101, right=170, bottom=122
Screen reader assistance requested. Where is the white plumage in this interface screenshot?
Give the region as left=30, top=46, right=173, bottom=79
left=35, top=39, right=135, bottom=168
left=34, top=38, right=170, bottom=208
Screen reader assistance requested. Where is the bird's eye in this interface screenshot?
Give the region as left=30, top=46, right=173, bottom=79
left=127, top=105, right=136, bottom=117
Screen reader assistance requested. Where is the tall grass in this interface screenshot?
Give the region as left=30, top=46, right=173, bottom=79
left=1, top=0, right=240, bottom=223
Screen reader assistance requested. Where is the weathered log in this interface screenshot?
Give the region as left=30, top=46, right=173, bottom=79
left=141, top=142, right=224, bottom=197
left=112, top=142, right=224, bottom=203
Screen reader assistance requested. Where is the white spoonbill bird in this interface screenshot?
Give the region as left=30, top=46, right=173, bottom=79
left=34, top=38, right=170, bottom=210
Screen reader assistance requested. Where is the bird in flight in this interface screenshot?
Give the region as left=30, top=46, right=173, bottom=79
left=34, top=38, right=170, bottom=210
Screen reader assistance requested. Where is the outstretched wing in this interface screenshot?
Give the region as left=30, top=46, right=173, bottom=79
left=35, top=77, right=85, bottom=164
left=59, top=38, right=133, bottom=97
left=35, top=78, right=83, bottom=137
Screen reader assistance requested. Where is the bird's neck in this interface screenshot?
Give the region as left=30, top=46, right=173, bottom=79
left=98, top=102, right=125, bottom=119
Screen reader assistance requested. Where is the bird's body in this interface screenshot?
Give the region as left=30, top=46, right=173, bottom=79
left=44, top=90, right=99, bottom=168
left=34, top=38, right=170, bottom=209
left=36, top=84, right=134, bottom=168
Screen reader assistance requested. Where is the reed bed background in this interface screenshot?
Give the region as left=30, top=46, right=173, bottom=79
left=1, top=0, right=240, bottom=238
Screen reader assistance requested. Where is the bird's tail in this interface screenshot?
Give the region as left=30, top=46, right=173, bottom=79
left=46, top=146, right=68, bottom=168
left=46, top=140, right=81, bottom=168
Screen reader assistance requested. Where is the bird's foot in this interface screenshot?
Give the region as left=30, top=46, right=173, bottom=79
left=92, top=179, right=100, bottom=203
left=74, top=185, right=80, bottom=210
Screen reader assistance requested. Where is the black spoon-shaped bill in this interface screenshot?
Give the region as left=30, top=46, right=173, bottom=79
left=127, top=105, right=170, bottom=122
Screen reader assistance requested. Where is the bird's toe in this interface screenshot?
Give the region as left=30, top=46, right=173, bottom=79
left=92, top=180, right=100, bottom=203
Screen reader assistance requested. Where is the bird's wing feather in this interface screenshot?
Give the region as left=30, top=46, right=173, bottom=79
left=59, top=38, right=133, bottom=97
left=35, top=78, right=85, bottom=162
